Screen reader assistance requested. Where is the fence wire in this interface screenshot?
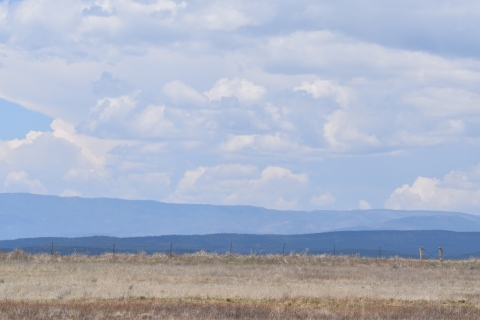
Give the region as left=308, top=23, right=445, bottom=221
left=422, top=248, right=439, bottom=260
left=0, top=243, right=464, bottom=260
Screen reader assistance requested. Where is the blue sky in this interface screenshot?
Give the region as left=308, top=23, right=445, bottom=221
left=1, top=0, right=480, bottom=213
left=0, top=99, right=52, bottom=140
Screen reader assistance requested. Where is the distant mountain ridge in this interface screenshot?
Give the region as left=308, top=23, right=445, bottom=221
left=2, top=231, right=480, bottom=259
left=1, top=193, right=480, bottom=240
left=373, top=215, right=480, bottom=231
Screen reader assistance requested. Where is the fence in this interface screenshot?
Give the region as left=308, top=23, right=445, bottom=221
left=0, top=242, right=465, bottom=260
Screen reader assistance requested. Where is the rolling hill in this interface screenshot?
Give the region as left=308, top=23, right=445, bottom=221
left=1, top=231, right=479, bottom=259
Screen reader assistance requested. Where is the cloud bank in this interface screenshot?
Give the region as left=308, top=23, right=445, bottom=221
left=0, top=0, right=480, bottom=211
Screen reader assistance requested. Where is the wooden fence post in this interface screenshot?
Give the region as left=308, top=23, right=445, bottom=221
left=439, top=247, right=443, bottom=261
left=229, top=242, right=232, bottom=254
left=419, top=246, right=424, bottom=260
left=334, top=245, right=336, bottom=256
left=51, top=242, right=54, bottom=255
left=169, top=242, right=172, bottom=258
left=113, top=243, right=115, bottom=255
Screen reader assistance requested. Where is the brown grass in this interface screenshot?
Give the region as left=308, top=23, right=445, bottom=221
left=1, top=250, right=480, bottom=319
left=0, top=298, right=479, bottom=319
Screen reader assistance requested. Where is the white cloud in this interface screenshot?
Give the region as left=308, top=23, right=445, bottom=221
left=51, top=119, right=108, bottom=168
left=175, top=166, right=207, bottom=195
left=256, top=166, right=308, bottom=184
left=7, top=131, right=43, bottom=149
left=3, top=171, right=47, bottom=194
left=131, top=105, right=176, bottom=138
left=167, top=164, right=308, bottom=210
left=219, top=133, right=299, bottom=153
left=0, top=130, right=88, bottom=187
left=294, top=79, right=350, bottom=107
left=205, top=78, right=266, bottom=103
left=181, top=1, right=273, bottom=31
left=87, top=95, right=137, bottom=131
left=358, top=200, right=372, bottom=210
left=311, top=192, right=336, bottom=207
left=323, top=110, right=381, bottom=151
left=263, top=104, right=295, bottom=132
left=219, top=135, right=256, bottom=152
left=81, top=96, right=180, bottom=139
left=207, top=163, right=257, bottom=178
left=162, top=80, right=208, bottom=106
left=2, top=0, right=480, bottom=211
left=261, top=30, right=480, bottom=85
left=403, top=87, right=480, bottom=117
left=1, top=0, right=187, bottom=53
left=63, top=167, right=109, bottom=183
left=385, top=166, right=480, bottom=213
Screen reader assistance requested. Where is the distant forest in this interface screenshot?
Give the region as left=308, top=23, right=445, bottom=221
left=1, top=230, right=480, bottom=260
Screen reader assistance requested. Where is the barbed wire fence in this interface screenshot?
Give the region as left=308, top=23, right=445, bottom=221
left=0, top=242, right=469, bottom=260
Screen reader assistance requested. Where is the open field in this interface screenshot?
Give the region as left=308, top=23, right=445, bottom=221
left=1, top=250, right=480, bottom=319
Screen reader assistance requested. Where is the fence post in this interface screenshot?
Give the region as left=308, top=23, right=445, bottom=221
left=169, top=242, right=172, bottom=258
left=51, top=242, right=54, bottom=255
left=113, top=243, right=115, bottom=255
left=229, top=242, right=232, bottom=254
left=419, top=246, right=424, bottom=260
left=439, top=247, right=443, bottom=261
left=379, top=246, right=382, bottom=259
left=334, top=245, right=336, bottom=256
left=282, top=243, right=285, bottom=256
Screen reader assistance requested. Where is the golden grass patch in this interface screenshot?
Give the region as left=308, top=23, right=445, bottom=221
left=1, top=250, right=480, bottom=319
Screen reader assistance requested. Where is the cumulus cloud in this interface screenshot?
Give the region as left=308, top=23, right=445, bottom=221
left=358, top=200, right=372, bottom=210
left=131, top=105, right=176, bottom=138
left=311, top=192, right=336, bottom=207
left=294, top=79, right=350, bottom=107
left=167, top=164, right=308, bottom=210
left=263, top=104, right=295, bottom=132
left=80, top=96, right=179, bottom=139
left=1, top=0, right=480, bottom=211
left=0, top=0, right=187, bottom=53
left=3, top=171, right=47, bottom=194
left=219, top=133, right=299, bottom=153
left=7, top=131, right=43, bottom=149
left=205, top=78, right=266, bottom=103
left=162, top=80, right=208, bottom=106
left=51, top=119, right=109, bottom=169
left=385, top=166, right=480, bottom=213
left=87, top=95, right=137, bottom=130
left=323, top=110, right=381, bottom=151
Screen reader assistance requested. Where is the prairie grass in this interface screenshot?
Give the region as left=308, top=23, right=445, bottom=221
left=1, top=298, right=480, bottom=319
left=1, top=250, right=480, bottom=319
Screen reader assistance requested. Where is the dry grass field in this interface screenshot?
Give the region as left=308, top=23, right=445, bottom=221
left=1, top=249, right=480, bottom=319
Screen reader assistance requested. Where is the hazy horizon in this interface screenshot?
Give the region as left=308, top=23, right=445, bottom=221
left=0, top=191, right=474, bottom=215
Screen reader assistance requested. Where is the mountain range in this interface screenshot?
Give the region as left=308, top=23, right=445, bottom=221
left=1, top=193, right=480, bottom=240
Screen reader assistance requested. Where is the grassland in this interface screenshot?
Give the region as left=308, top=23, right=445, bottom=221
left=0, top=249, right=480, bottom=319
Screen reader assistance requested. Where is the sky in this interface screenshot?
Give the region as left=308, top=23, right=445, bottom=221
left=1, top=0, right=480, bottom=213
